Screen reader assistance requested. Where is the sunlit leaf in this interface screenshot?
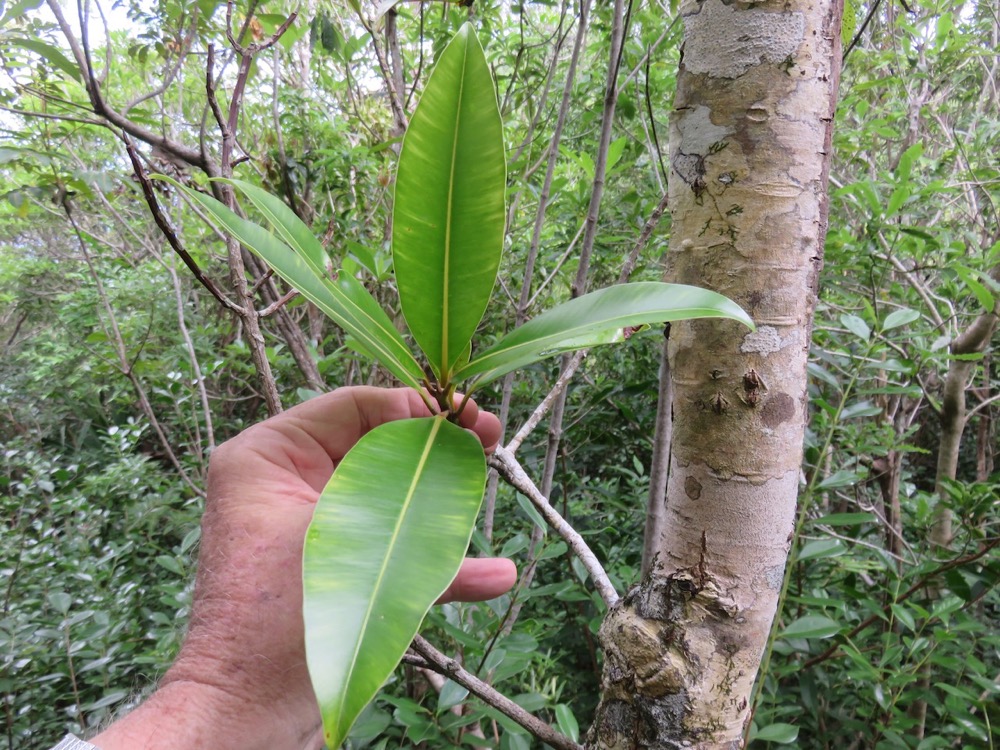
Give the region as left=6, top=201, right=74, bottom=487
left=456, top=282, right=753, bottom=389
left=304, top=417, right=487, bottom=748
left=393, top=22, right=506, bottom=380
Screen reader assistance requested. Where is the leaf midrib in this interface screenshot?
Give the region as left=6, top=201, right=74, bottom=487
left=333, top=417, right=444, bottom=734
left=441, top=41, right=470, bottom=376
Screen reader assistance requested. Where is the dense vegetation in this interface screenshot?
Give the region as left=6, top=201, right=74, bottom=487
left=1, top=0, right=996, bottom=748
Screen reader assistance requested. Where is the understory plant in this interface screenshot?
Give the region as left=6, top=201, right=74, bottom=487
left=167, top=22, right=753, bottom=747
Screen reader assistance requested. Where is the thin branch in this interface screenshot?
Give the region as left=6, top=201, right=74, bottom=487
left=965, top=390, right=1000, bottom=422
left=123, top=136, right=244, bottom=314
left=411, top=636, right=583, bottom=750
left=489, top=446, right=619, bottom=608
left=616, top=188, right=670, bottom=284
left=0, top=103, right=105, bottom=127
left=123, top=19, right=197, bottom=114
left=258, top=289, right=299, bottom=317
left=507, top=351, right=588, bottom=453
left=61, top=197, right=205, bottom=498
left=46, top=0, right=213, bottom=172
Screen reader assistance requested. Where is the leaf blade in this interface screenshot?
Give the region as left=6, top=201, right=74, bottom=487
left=161, top=178, right=425, bottom=389
left=220, top=178, right=330, bottom=276
left=393, top=22, right=506, bottom=379
left=303, top=417, right=487, bottom=748
left=455, top=282, right=754, bottom=388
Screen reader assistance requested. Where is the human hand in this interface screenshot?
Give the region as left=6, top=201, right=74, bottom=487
left=92, top=387, right=515, bottom=750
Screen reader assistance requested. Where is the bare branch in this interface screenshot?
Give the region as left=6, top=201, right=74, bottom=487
left=45, top=0, right=213, bottom=172
left=489, top=446, right=619, bottom=608
left=411, top=636, right=583, bottom=750
left=123, top=137, right=243, bottom=314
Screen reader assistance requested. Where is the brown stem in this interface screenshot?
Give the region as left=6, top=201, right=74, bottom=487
left=411, top=637, right=583, bottom=750
left=123, top=136, right=243, bottom=314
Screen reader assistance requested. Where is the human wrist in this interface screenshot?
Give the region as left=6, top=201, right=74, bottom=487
left=89, top=677, right=315, bottom=750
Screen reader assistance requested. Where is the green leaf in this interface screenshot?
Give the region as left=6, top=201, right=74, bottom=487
left=160, top=178, right=425, bottom=389
left=814, top=512, right=876, bottom=526
left=304, top=417, right=487, bottom=749
left=954, top=264, right=996, bottom=312
left=754, top=722, right=799, bottom=743
left=10, top=37, right=81, bottom=81
left=797, top=539, right=847, bottom=561
left=437, top=679, right=469, bottom=711
left=779, top=615, right=841, bottom=639
left=83, top=690, right=129, bottom=711
left=886, top=185, right=911, bottom=217
left=220, top=178, right=329, bottom=276
left=456, top=282, right=753, bottom=388
left=554, top=704, right=580, bottom=743
left=0, top=0, right=45, bottom=30
left=392, top=22, right=506, bottom=380
left=47, top=591, right=72, bottom=614
left=840, top=313, right=870, bottom=341
left=840, top=400, right=882, bottom=419
left=891, top=603, right=916, bottom=632
left=882, top=307, right=920, bottom=331
left=896, top=143, right=923, bottom=184
left=817, top=469, right=860, bottom=489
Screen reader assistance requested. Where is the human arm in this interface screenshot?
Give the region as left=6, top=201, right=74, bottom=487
left=89, top=386, right=515, bottom=750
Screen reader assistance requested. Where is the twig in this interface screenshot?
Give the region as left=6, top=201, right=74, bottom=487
left=46, top=0, right=212, bottom=172
left=507, top=351, right=588, bottom=453
left=616, top=189, right=670, bottom=284
left=258, top=289, right=299, bottom=317
left=60, top=196, right=206, bottom=498
left=122, top=136, right=243, bottom=314
left=489, top=446, right=619, bottom=608
left=411, top=636, right=583, bottom=750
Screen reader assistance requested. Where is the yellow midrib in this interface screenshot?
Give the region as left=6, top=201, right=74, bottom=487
left=334, top=417, right=444, bottom=736
left=441, top=44, right=469, bottom=374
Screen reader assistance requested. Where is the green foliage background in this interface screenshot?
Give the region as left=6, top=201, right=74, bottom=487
left=0, top=0, right=997, bottom=748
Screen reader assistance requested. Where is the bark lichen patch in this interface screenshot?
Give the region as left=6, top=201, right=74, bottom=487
left=683, top=0, right=805, bottom=79
left=740, top=325, right=802, bottom=354
left=684, top=475, right=703, bottom=500
left=763, top=563, right=785, bottom=590
left=676, top=104, right=733, bottom=154
left=761, top=391, right=796, bottom=427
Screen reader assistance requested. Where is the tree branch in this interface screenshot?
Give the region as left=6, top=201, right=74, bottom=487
left=123, top=136, right=244, bottom=314
left=411, top=636, right=583, bottom=750
left=489, top=447, right=619, bottom=608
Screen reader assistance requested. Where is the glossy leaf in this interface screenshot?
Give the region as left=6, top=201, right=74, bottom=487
left=455, top=282, right=754, bottom=388
left=393, top=22, right=506, bottom=380
left=754, top=723, right=800, bottom=743
left=779, top=615, right=841, bottom=640
left=303, top=417, right=487, bottom=748
left=162, top=178, right=425, bottom=390
left=220, top=178, right=329, bottom=275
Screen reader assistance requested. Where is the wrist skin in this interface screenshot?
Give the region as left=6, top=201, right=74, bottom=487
left=88, top=678, right=320, bottom=750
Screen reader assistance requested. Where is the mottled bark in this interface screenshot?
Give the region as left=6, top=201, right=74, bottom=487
left=588, top=0, right=842, bottom=746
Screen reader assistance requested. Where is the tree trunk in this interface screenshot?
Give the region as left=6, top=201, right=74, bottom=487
left=587, top=0, right=842, bottom=746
